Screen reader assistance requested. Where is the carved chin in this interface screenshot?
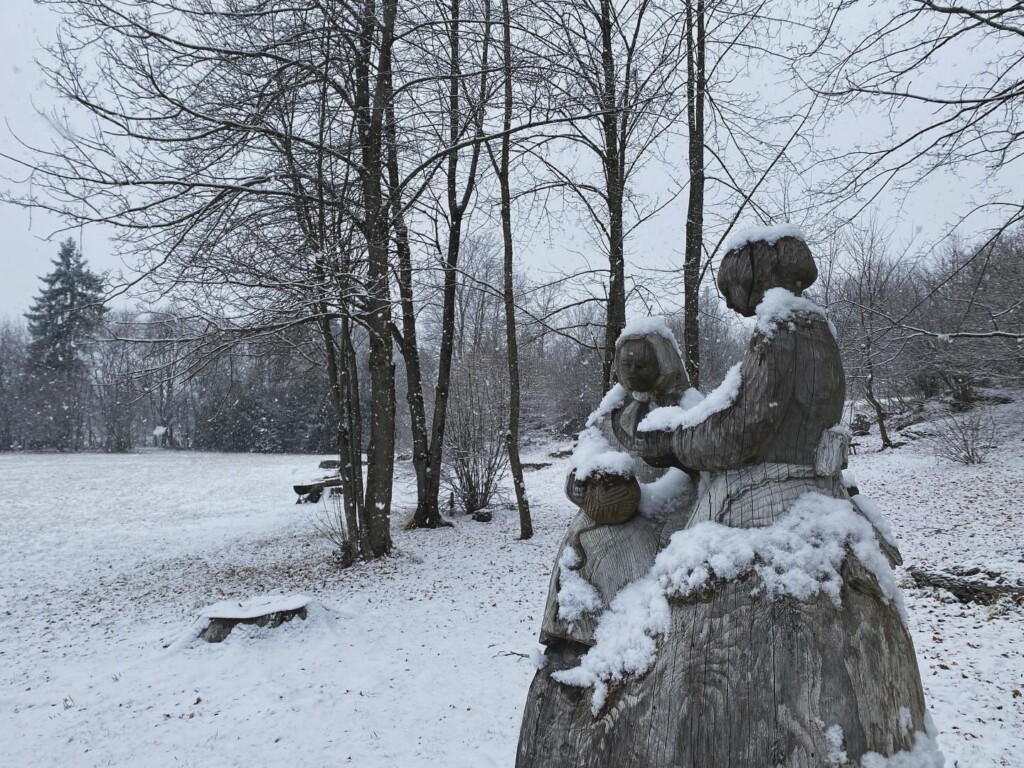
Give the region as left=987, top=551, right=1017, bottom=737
left=624, top=377, right=657, bottom=392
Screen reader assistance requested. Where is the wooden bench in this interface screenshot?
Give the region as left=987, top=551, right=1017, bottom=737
left=293, top=476, right=343, bottom=504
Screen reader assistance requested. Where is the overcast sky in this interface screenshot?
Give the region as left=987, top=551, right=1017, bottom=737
left=0, top=1, right=1018, bottom=321
left=0, top=1, right=117, bottom=316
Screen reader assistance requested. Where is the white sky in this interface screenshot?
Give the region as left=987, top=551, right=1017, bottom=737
left=0, top=1, right=1018, bottom=320
left=0, top=1, right=118, bottom=316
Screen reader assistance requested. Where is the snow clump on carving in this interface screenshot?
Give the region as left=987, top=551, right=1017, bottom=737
left=724, top=222, right=806, bottom=252
left=551, top=492, right=907, bottom=714
left=637, top=363, right=741, bottom=432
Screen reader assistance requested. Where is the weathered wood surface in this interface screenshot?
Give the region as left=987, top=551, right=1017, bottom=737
left=198, top=606, right=308, bottom=643
left=716, top=236, right=817, bottom=316
left=633, top=315, right=845, bottom=472
left=519, top=559, right=926, bottom=768
left=908, top=566, right=1024, bottom=603
left=519, top=238, right=931, bottom=768
left=541, top=512, right=665, bottom=646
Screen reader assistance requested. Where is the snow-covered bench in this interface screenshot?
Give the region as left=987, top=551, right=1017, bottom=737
left=293, top=475, right=342, bottom=503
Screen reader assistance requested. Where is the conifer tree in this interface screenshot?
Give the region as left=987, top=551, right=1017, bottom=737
left=22, top=238, right=106, bottom=450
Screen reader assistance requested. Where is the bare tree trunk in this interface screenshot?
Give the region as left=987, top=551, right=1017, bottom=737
left=387, top=132, right=433, bottom=528
left=600, top=0, right=625, bottom=392
left=340, top=313, right=371, bottom=556
left=864, top=369, right=893, bottom=450
left=416, top=0, right=491, bottom=528
left=355, top=0, right=398, bottom=556
left=497, top=0, right=532, bottom=540
left=682, top=0, right=706, bottom=388
left=316, top=309, right=362, bottom=563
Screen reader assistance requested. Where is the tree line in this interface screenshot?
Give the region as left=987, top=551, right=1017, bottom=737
left=5, top=222, right=1020, bottom=462
left=1, top=0, right=1021, bottom=561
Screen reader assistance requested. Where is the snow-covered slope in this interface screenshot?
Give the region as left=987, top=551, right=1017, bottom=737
left=1, top=399, right=1021, bottom=766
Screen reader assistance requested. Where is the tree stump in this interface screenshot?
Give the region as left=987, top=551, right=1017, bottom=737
left=197, top=595, right=313, bottom=643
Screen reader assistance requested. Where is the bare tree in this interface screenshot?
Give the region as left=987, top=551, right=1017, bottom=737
left=827, top=220, right=919, bottom=449
left=494, top=0, right=532, bottom=539
left=678, top=0, right=826, bottom=387
left=812, top=1, right=1024, bottom=245
left=7, top=0, right=401, bottom=557
left=528, top=0, right=685, bottom=389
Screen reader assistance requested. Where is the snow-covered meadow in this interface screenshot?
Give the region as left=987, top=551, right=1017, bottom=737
left=2, top=402, right=1023, bottom=767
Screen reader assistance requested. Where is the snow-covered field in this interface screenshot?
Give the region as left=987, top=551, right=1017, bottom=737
left=1, top=402, right=1022, bottom=767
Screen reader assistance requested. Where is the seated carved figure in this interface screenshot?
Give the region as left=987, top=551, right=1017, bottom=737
left=517, top=232, right=940, bottom=768
left=541, top=323, right=699, bottom=649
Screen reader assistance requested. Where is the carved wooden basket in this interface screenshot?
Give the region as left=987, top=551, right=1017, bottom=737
left=581, top=472, right=642, bottom=526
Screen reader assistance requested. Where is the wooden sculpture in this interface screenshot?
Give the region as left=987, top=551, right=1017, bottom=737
left=542, top=323, right=699, bottom=648
left=517, top=233, right=941, bottom=768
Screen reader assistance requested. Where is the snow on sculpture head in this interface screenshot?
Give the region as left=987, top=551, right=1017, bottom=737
left=717, top=232, right=817, bottom=317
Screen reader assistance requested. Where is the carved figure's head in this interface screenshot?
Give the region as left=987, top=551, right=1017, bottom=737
left=717, top=236, right=817, bottom=316
left=614, top=332, right=688, bottom=395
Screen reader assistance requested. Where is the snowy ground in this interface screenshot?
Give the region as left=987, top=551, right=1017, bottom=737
left=1, top=402, right=1022, bottom=767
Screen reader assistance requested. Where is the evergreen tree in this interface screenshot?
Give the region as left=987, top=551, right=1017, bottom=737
left=22, top=239, right=106, bottom=450
left=0, top=321, right=28, bottom=450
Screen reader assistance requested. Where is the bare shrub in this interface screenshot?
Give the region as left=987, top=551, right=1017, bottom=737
left=930, top=409, right=997, bottom=465
left=442, top=354, right=509, bottom=516
left=314, top=492, right=356, bottom=567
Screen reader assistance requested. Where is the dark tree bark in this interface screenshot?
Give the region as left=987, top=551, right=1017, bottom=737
left=599, top=0, right=626, bottom=392
left=354, top=0, right=399, bottom=556
left=496, top=0, right=533, bottom=540
left=384, top=74, right=435, bottom=532
left=682, top=0, right=706, bottom=388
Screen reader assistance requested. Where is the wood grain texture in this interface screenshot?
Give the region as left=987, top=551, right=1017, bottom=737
left=540, top=512, right=665, bottom=646
left=519, top=560, right=925, bottom=768
left=716, top=237, right=817, bottom=317
left=520, top=289, right=931, bottom=767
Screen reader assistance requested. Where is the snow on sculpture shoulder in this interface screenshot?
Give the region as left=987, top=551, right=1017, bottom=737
left=754, top=287, right=829, bottom=339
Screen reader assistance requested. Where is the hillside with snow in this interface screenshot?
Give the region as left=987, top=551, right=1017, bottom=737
left=2, top=400, right=1022, bottom=767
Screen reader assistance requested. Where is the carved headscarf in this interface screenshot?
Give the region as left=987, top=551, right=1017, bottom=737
left=717, top=236, right=817, bottom=317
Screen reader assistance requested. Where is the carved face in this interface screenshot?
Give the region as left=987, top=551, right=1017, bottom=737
left=615, top=337, right=660, bottom=392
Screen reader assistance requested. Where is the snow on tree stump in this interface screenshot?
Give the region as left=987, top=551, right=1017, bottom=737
left=196, top=595, right=313, bottom=643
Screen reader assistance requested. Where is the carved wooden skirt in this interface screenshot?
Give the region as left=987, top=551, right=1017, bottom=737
left=517, top=470, right=932, bottom=768
left=517, top=561, right=927, bottom=767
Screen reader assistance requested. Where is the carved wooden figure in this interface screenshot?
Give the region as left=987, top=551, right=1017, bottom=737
left=542, top=326, right=698, bottom=648
left=517, top=234, right=939, bottom=768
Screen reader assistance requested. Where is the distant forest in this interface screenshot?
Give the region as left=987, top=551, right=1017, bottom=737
left=3, top=227, right=1022, bottom=456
